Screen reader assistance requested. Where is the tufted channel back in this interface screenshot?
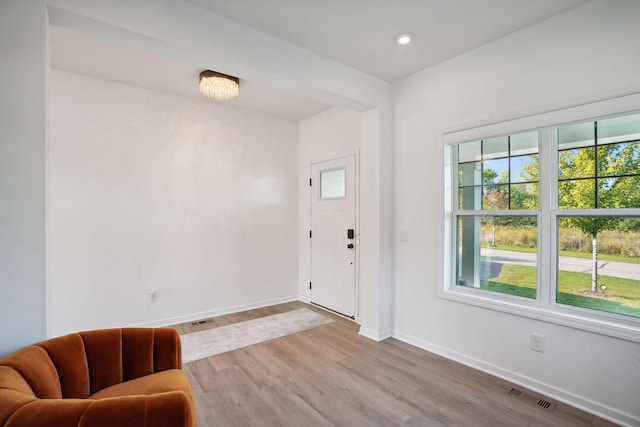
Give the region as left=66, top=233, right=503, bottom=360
left=0, top=328, right=182, bottom=400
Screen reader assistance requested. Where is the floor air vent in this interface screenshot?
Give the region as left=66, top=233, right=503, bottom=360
left=508, top=388, right=522, bottom=397
left=537, top=399, right=553, bottom=409
left=506, top=387, right=556, bottom=412
left=191, top=319, right=208, bottom=326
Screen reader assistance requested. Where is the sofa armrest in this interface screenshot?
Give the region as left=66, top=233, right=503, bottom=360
left=7, top=392, right=195, bottom=427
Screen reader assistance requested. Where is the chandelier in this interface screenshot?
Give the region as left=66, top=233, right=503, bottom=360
left=199, top=70, right=239, bottom=100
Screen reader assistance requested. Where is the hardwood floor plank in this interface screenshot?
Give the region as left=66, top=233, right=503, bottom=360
left=175, top=302, right=617, bottom=427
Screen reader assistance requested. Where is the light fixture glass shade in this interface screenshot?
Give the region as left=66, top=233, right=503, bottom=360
left=395, top=33, right=413, bottom=45
left=199, top=70, right=239, bottom=100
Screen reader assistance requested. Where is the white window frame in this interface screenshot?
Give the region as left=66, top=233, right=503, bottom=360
left=440, top=93, right=640, bottom=343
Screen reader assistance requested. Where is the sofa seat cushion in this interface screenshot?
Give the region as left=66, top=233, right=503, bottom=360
left=89, top=369, right=193, bottom=400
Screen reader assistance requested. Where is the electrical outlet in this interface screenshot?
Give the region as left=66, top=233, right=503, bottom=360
left=530, top=333, right=545, bottom=353
left=148, top=288, right=158, bottom=303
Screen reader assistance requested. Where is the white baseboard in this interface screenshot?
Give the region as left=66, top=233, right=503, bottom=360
left=359, top=326, right=392, bottom=342
left=133, top=295, right=299, bottom=328
left=391, top=329, right=638, bottom=427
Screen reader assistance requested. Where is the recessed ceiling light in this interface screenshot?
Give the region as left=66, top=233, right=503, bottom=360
left=395, top=33, right=413, bottom=45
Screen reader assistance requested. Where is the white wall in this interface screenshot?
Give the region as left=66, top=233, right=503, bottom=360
left=0, top=0, right=391, bottom=354
left=297, top=106, right=393, bottom=339
left=358, top=107, right=394, bottom=340
left=46, top=0, right=392, bottom=340
left=298, top=107, right=362, bottom=303
left=392, top=1, right=640, bottom=424
left=49, top=70, right=299, bottom=335
left=0, top=2, right=48, bottom=356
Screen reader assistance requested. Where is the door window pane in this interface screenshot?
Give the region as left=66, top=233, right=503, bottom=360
left=320, top=168, right=346, bottom=198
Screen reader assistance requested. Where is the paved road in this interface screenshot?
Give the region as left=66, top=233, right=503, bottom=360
left=481, top=248, right=640, bottom=281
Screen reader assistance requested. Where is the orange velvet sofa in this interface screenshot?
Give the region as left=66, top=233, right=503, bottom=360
left=0, top=328, right=197, bottom=427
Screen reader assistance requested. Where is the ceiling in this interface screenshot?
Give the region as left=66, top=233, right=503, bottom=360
left=50, top=0, right=588, bottom=120
left=49, top=27, right=333, bottom=121
left=186, top=0, right=588, bottom=82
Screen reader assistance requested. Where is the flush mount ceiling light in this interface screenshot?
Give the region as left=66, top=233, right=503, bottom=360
left=395, top=33, right=413, bottom=45
left=199, top=70, right=239, bottom=100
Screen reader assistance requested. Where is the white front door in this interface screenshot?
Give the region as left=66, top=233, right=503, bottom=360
left=310, top=155, right=356, bottom=318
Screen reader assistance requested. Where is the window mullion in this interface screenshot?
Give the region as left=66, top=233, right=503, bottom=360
left=538, top=128, right=556, bottom=307
left=450, top=145, right=460, bottom=292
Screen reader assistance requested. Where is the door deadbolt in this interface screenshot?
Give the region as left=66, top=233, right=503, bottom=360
left=347, top=243, right=354, bottom=249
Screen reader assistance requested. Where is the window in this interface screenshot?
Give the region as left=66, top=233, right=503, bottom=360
left=556, top=114, right=640, bottom=316
left=447, top=110, right=640, bottom=339
left=456, top=132, right=539, bottom=299
left=320, top=168, right=346, bottom=199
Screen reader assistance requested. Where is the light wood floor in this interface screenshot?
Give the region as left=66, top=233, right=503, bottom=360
left=173, top=301, right=616, bottom=427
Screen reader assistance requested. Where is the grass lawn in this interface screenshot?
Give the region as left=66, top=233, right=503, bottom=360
left=481, top=264, right=640, bottom=317
left=482, top=264, right=536, bottom=298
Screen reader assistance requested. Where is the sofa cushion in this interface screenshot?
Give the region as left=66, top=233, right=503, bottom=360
left=152, top=328, right=182, bottom=372
left=0, top=346, right=61, bottom=399
left=89, top=369, right=193, bottom=400
left=0, top=365, right=34, bottom=397
left=0, top=366, right=37, bottom=426
left=79, top=329, right=123, bottom=394
left=122, top=328, right=155, bottom=381
left=37, top=333, right=89, bottom=398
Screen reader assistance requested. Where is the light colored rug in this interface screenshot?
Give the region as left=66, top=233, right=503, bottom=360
left=181, top=308, right=333, bottom=363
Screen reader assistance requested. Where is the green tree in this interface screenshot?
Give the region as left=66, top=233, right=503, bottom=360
left=482, top=168, right=508, bottom=246
left=559, top=141, right=640, bottom=292
left=515, top=156, right=539, bottom=210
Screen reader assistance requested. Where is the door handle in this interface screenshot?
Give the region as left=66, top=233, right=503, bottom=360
left=347, top=243, right=354, bottom=249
